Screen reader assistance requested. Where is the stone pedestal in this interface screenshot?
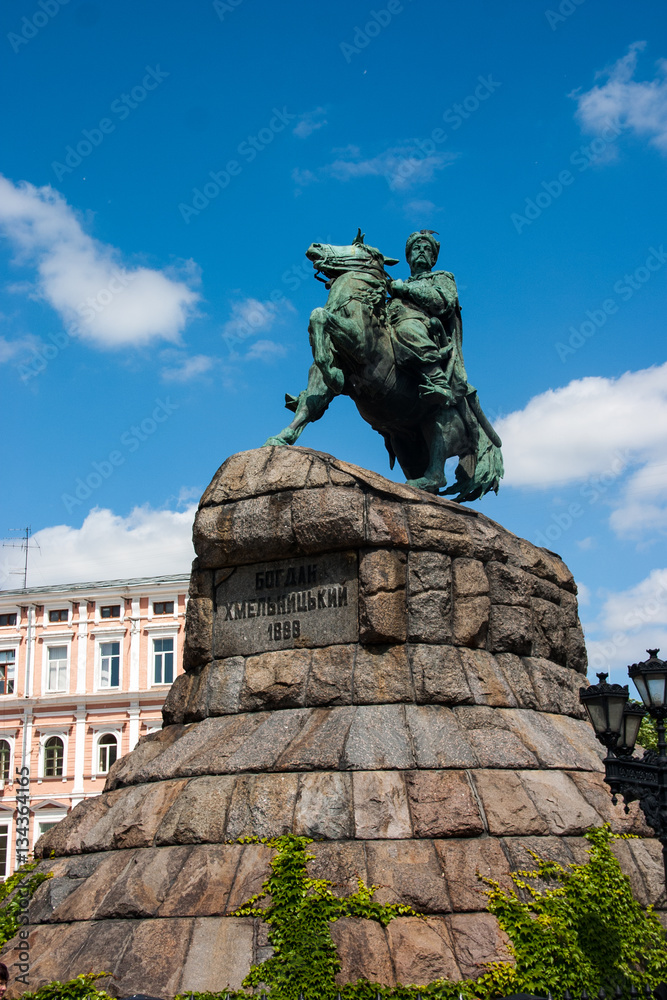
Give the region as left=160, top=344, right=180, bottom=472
left=9, top=447, right=663, bottom=997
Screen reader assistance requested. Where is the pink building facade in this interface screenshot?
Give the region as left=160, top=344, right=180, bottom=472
left=0, top=573, right=188, bottom=874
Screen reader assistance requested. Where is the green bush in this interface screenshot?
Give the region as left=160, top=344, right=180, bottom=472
left=15, top=972, right=113, bottom=999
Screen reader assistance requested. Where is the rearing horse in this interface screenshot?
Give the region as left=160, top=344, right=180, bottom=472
left=265, top=233, right=503, bottom=501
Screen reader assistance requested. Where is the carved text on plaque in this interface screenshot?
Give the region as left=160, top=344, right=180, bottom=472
left=213, top=551, right=358, bottom=656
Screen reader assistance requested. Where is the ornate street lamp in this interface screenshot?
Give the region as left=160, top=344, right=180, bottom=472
left=579, top=673, right=630, bottom=749
left=580, top=651, right=667, bottom=888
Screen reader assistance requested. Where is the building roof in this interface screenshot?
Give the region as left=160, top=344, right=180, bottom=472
left=0, top=573, right=190, bottom=600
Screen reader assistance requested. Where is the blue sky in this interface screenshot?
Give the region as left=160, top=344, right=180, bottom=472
left=1, top=0, right=666, bottom=685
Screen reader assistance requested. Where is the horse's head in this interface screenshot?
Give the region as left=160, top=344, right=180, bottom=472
left=306, top=230, right=399, bottom=283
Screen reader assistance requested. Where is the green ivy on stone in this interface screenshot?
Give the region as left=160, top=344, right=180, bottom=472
left=230, top=834, right=419, bottom=1000
left=474, top=824, right=667, bottom=997
left=16, top=827, right=667, bottom=1000
left=173, top=827, right=667, bottom=1000
left=0, top=860, right=52, bottom=950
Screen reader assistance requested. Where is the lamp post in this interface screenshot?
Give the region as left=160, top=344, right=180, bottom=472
left=580, top=650, right=667, bottom=887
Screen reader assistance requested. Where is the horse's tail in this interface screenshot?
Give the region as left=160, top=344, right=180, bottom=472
left=467, top=391, right=502, bottom=448
left=442, top=394, right=504, bottom=501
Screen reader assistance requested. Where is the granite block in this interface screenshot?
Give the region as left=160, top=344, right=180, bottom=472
left=406, top=770, right=484, bottom=838
left=353, top=771, right=412, bottom=839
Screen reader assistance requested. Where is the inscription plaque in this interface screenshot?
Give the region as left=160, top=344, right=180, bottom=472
left=213, top=551, right=358, bottom=657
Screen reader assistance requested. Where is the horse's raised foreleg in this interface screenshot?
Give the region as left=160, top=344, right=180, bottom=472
left=309, top=306, right=346, bottom=394
left=264, top=363, right=335, bottom=447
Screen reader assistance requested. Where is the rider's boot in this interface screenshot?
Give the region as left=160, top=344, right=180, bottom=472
left=418, top=365, right=456, bottom=405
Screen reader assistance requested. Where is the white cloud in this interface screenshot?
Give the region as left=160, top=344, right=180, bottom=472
left=161, top=353, right=216, bottom=382
left=497, top=362, right=667, bottom=539
left=291, top=167, right=319, bottom=188
left=328, top=145, right=457, bottom=191
left=293, top=108, right=328, bottom=138
left=332, top=145, right=361, bottom=157
left=497, top=362, right=667, bottom=485
left=166, top=485, right=202, bottom=508
left=0, top=505, right=196, bottom=590
left=292, top=144, right=456, bottom=193
left=0, top=175, right=200, bottom=348
left=583, top=567, right=667, bottom=680
left=0, top=333, right=41, bottom=363
left=404, top=199, right=438, bottom=217
left=221, top=296, right=295, bottom=351
left=609, top=460, right=667, bottom=539
left=244, top=338, right=287, bottom=362
left=572, top=41, right=667, bottom=154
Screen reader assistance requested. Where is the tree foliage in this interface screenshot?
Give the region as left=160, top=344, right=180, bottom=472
left=638, top=714, right=658, bottom=751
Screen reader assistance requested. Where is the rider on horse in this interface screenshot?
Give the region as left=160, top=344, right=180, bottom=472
left=388, top=230, right=469, bottom=408
left=264, top=229, right=503, bottom=501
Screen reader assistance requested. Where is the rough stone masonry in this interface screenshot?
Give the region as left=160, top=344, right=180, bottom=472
left=7, top=447, right=664, bottom=998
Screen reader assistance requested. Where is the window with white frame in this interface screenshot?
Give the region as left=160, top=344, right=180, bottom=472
left=0, top=614, right=16, bottom=628
left=100, top=604, right=120, bottom=619
left=33, top=810, right=66, bottom=847
left=0, top=651, right=15, bottom=695
left=0, top=823, right=9, bottom=877
left=48, top=608, right=69, bottom=623
left=46, top=645, right=68, bottom=692
left=43, top=736, right=64, bottom=777
left=99, top=641, right=120, bottom=688
left=153, top=637, right=174, bottom=685
left=97, top=733, right=118, bottom=774
left=153, top=600, right=174, bottom=616
left=0, top=740, right=10, bottom=782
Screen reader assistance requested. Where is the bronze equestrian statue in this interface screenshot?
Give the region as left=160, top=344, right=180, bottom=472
left=265, top=229, right=503, bottom=502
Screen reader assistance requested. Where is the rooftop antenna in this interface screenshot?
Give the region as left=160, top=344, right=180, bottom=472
left=2, top=527, right=40, bottom=590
